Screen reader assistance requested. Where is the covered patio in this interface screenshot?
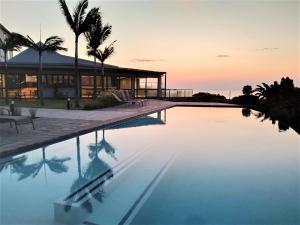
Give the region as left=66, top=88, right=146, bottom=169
left=0, top=47, right=167, bottom=99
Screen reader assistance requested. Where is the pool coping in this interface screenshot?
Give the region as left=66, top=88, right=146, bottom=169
left=0, top=103, right=243, bottom=158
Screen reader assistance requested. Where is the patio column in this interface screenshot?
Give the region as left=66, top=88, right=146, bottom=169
left=158, top=75, right=162, bottom=98
left=164, top=73, right=167, bottom=98
left=131, top=76, right=135, bottom=97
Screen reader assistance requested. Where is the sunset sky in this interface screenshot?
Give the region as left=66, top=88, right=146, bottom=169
left=0, top=0, right=299, bottom=91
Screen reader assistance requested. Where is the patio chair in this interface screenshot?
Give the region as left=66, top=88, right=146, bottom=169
left=112, top=93, right=143, bottom=107
left=0, top=107, right=35, bottom=133
left=124, top=90, right=147, bottom=106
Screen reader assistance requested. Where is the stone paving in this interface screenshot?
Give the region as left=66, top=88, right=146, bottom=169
left=0, top=100, right=240, bottom=157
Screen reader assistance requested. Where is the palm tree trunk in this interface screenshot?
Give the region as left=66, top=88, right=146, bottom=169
left=93, top=56, right=97, bottom=99
left=38, top=52, right=44, bottom=106
left=105, top=68, right=109, bottom=90
left=75, top=36, right=80, bottom=108
left=101, top=62, right=104, bottom=91
left=4, top=51, right=9, bottom=105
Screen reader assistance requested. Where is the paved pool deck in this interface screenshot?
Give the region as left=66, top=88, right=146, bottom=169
left=0, top=100, right=241, bottom=157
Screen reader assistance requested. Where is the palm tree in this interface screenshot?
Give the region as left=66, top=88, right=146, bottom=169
left=22, top=36, right=67, bottom=106
left=58, top=0, right=99, bottom=107
left=0, top=32, right=25, bottom=104
left=92, top=41, right=116, bottom=91
left=85, top=14, right=112, bottom=99
left=254, top=83, right=271, bottom=100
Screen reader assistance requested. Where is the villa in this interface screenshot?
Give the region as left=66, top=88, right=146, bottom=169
left=0, top=47, right=167, bottom=99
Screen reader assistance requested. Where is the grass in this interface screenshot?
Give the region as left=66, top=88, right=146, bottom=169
left=0, top=99, right=95, bottom=110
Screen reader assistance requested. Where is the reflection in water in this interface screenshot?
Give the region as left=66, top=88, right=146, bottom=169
left=89, top=130, right=117, bottom=161
left=0, top=155, right=27, bottom=175
left=11, top=147, right=71, bottom=181
left=68, top=134, right=114, bottom=213
left=241, top=108, right=251, bottom=117
left=242, top=108, right=291, bottom=132
left=108, top=110, right=166, bottom=130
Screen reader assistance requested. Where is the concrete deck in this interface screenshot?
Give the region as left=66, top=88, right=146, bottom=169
left=0, top=100, right=240, bottom=157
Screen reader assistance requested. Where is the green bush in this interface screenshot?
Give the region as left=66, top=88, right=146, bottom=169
left=192, top=92, right=227, bottom=102
left=82, top=95, right=120, bottom=110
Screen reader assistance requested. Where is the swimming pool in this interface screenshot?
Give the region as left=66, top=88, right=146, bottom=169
left=0, top=107, right=299, bottom=225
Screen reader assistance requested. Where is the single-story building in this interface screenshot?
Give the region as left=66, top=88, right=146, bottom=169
left=0, top=46, right=167, bottom=99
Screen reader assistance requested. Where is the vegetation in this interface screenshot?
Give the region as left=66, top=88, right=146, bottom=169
left=192, top=92, right=227, bottom=103
left=84, top=13, right=112, bottom=97
left=233, top=77, right=300, bottom=134
left=81, top=94, right=120, bottom=110
left=21, top=36, right=67, bottom=106
left=58, top=0, right=100, bottom=108
left=92, top=41, right=116, bottom=90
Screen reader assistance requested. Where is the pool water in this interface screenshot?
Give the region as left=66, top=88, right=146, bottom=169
left=0, top=107, right=299, bottom=225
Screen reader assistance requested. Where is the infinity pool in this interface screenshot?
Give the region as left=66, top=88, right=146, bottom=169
left=0, top=107, right=299, bottom=225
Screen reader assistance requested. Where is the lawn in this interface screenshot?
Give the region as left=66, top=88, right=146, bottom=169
left=0, top=96, right=120, bottom=110
left=0, top=99, right=92, bottom=109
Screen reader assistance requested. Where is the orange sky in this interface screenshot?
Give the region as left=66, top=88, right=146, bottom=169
left=1, top=0, right=299, bottom=90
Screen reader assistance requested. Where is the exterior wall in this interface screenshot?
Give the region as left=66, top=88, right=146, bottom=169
left=43, top=87, right=75, bottom=98
left=0, top=25, right=13, bottom=62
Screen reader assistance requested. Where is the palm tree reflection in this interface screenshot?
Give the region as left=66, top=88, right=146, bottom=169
left=242, top=108, right=290, bottom=132
left=0, top=155, right=27, bottom=175
left=12, top=147, right=71, bottom=181
left=68, top=132, right=115, bottom=213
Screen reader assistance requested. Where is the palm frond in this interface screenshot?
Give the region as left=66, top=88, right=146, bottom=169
left=21, top=35, right=67, bottom=53
left=73, top=0, right=89, bottom=32
left=80, top=7, right=99, bottom=34
left=100, top=24, right=112, bottom=44
left=93, top=40, right=116, bottom=63
left=58, top=0, right=75, bottom=32
left=44, top=36, right=67, bottom=52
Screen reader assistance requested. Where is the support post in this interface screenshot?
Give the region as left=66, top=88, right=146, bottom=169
left=158, top=75, right=162, bottom=98
left=131, top=76, right=135, bottom=97
left=145, top=77, right=148, bottom=98
left=164, top=73, right=167, bottom=99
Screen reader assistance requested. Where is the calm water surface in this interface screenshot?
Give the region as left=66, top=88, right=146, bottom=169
left=0, top=107, right=299, bottom=225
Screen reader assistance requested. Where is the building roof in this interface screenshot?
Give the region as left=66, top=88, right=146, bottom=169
left=3, top=44, right=166, bottom=76
left=8, top=45, right=118, bottom=69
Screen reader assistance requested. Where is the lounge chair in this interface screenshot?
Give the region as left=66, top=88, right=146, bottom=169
left=124, top=90, right=147, bottom=106
left=0, top=108, right=35, bottom=133
left=112, top=92, right=144, bottom=106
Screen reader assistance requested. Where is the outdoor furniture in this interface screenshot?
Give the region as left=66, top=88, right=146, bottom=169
left=124, top=90, right=148, bottom=106
left=112, top=92, right=144, bottom=107
left=0, top=108, right=35, bottom=133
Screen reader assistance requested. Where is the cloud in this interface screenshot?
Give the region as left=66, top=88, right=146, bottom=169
left=216, top=54, right=230, bottom=58
left=131, top=58, right=166, bottom=62
left=256, top=48, right=279, bottom=51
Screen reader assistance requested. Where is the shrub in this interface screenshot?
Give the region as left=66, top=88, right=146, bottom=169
left=192, top=92, right=227, bottom=102
left=82, top=95, right=120, bottom=110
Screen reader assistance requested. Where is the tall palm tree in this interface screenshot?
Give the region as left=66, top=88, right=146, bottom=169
left=85, top=14, right=112, bottom=99
left=58, top=0, right=99, bottom=107
left=92, top=41, right=116, bottom=91
left=0, top=33, right=25, bottom=104
left=22, top=36, right=67, bottom=106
